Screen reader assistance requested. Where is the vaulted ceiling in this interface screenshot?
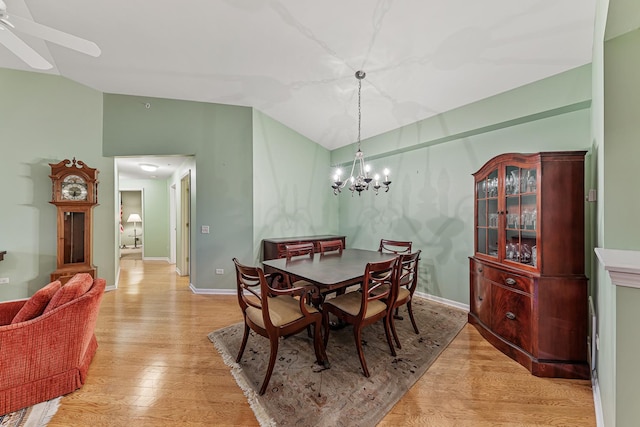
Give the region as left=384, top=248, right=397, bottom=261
left=1, top=0, right=596, bottom=151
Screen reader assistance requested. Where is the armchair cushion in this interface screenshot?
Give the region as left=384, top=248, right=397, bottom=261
left=246, top=296, right=318, bottom=328
left=43, top=273, right=93, bottom=314
left=11, top=280, right=61, bottom=324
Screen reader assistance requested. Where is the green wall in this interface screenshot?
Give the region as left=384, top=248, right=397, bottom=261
left=103, top=94, right=253, bottom=291
left=0, top=69, right=115, bottom=299
left=252, top=110, right=337, bottom=265
left=335, top=66, right=592, bottom=304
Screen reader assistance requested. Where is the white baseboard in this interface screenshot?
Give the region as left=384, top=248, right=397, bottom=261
left=414, top=290, right=470, bottom=312
left=142, top=256, right=170, bottom=262
left=187, top=286, right=471, bottom=308
left=592, top=371, right=604, bottom=427
left=189, top=284, right=235, bottom=295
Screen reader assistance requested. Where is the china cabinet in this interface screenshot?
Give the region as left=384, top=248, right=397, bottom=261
left=469, top=151, right=589, bottom=379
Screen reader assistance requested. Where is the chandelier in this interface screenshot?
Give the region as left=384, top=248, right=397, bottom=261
left=331, top=70, right=391, bottom=196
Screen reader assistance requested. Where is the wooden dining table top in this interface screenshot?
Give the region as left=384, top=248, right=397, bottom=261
left=262, top=248, right=397, bottom=290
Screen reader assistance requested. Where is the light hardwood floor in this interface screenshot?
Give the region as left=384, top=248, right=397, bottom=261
left=50, top=260, right=596, bottom=426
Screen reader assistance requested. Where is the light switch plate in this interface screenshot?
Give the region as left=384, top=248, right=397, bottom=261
left=0, top=278, right=9, bottom=284
left=201, top=225, right=210, bottom=234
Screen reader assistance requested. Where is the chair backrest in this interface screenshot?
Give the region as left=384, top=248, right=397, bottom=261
left=378, top=239, right=412, bottom=254
left=358, top=257, right=399, bottom=319
left=233, top=258, right=272, bottom=328
left=284, top=242, right=315, bottom=260
left=318, top=239, right=343, bottom=255
left=397, top=250, right=421, bottom=294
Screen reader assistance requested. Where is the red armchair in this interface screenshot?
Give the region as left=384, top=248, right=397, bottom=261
left=0, top=274, right=106, bottom=415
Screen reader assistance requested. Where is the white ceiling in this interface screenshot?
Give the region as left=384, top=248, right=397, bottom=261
left=2, top=0, right=596, bottom=157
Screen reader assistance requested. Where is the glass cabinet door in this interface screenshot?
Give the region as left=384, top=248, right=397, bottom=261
left=504, top=165, right=537, bottom=267
left=476, top=169, right=499, bottom=258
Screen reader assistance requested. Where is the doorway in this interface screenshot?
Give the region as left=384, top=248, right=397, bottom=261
left=119, top=190, right=143, bottom=260
left=114, top=155, right=194, bottom=277
left=176, top=171, right=191, bottom=276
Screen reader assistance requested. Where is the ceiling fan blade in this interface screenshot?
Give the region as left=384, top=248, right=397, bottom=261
left=0, top=25, right=52, bottom=69
left=9, top=14, right=101, bottom=57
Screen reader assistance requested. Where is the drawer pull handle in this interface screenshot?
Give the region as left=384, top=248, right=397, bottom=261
left=478, top=296, right=483, bottom=301
left=477, top=268, right=483, bottom=273
left=505, top=278, right=517, bottom=286
left=505, top=312, right=516, bottom=320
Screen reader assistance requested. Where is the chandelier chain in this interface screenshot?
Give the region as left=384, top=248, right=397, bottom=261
left=330, top=70, right=391, bottom=196
left=357, top=75, right=362, bottom=151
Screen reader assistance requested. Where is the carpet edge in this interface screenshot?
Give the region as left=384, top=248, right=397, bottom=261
left=208, top=331, right=276, bottom=427
left=21, top=397, right=61, bottom=427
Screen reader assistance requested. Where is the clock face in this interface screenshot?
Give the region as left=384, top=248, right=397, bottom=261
left=61, top=174, right=88, bottom=201
left=62, top=182, right=88, bottom=201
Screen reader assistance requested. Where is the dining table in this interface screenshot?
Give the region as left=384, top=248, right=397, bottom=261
left=262, top=248, right=398, bottom=295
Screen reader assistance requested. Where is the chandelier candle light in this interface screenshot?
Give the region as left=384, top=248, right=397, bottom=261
left=332, top=71, right=391, bottom=196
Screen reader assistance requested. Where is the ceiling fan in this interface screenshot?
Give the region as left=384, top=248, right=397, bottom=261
left=0, top=0, right=100, bottom=70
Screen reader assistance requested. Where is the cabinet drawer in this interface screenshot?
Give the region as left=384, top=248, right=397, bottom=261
left=491, top=286, right=532, bottom=354
left=480, top=264, right=532, bottom=295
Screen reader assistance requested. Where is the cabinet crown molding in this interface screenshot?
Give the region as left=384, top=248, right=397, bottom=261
left=595, top=248, right=640, bottom=289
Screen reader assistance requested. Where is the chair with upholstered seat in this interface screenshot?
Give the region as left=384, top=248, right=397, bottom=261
left=281, top=242, right=315, bottom=290
left=379, top=250, right=421, bottom=349
left=318, top=239, right=343, bottom=255
left=378, top=239, right=412, bottom=254
left=233, top=258, right=328, bottom=395
left=321, top=257, right=399, bottom=377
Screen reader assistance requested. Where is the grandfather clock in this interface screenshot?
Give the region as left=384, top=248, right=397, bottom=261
left=49, top=158, right=99, bottom=284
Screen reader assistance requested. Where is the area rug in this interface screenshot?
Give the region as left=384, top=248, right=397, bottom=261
left=208, top=298, right=467, bottom=427
left=0, top=397, right=61, bottom=427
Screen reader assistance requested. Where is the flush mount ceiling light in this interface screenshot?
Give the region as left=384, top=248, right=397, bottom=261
left=331, top=71, right=391, bottom=196
left=139, top=163, right=158, bottom=172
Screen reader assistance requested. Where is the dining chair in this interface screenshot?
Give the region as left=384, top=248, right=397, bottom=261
left=377, top=250, right=421, bottom=349
left=285, top=242, right=315, bottom=259
left=318, top=239, right=343, bottom=255
left=281, top=242, right=315, bottom=290
left=378, top=239, right=412, bottom=254
left=233, top=258, right=328, bottom=395
left=321, top=256, right=399, bottom=377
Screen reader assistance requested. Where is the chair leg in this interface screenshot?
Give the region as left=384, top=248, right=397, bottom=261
left=236, top=322, right=250, bottom=363
left=389, top=313, right=401, bottom=349
left=259, top=335, right=279, bottom=395
left=406, top=300, right=420, bottom=334
left=353, top=325, right=370, bottom=377
left=385, top=316, right=398, bottom=355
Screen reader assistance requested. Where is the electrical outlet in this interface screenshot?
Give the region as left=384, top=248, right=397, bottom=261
left=215, top=268, right=224, bottom=274
left=201, top=225, right=210, bottom=234
left=0, top=277, right=9, bottom=284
